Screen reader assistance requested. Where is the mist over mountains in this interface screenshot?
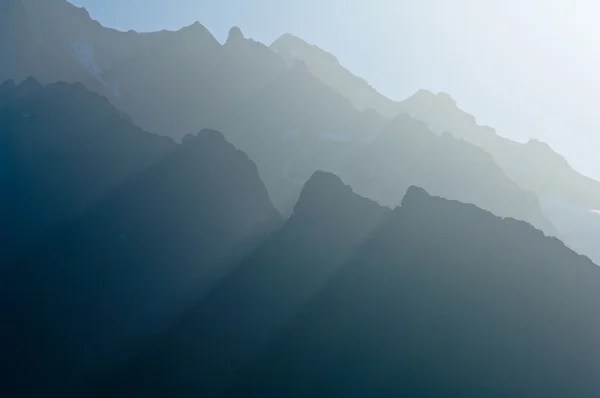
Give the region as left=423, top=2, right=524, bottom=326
left=2, top=1, right=600, bottom=397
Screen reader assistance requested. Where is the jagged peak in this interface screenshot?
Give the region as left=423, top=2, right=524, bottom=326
left=0, top=79, right=17, bottom=90
left=400, top=185, right=431, bottom=208
left=525, top=138, right=559, bottom=155
left=182, top=128, right=256, bottom=163
left=524, top=138, right=570, bottom=165
left=181, top=21, right=208, bottom=32
left=294, top=171, right=352, bottom=214
left=407, top=89, right=457, bottom=106
left=304, top=171, right=346, bottom=191
left=225, top=26, right=245, bottom=45
left=174, top=21, right=217, bottom=41
left=15, top=76, right=44, bottom=92
left=182, top=128, right=229, bottom=146
left=293, top=171, right=385, bottom=220
left=271, top=33, right=310, bottom=50
left=271, top=33, right=339, bottom=65
left=411, top=88, right=436, bottom=99
left=526, top=138, right=551, bottom=148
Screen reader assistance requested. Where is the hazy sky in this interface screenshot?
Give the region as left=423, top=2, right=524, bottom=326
left=69, top=0, right=600, bottom=179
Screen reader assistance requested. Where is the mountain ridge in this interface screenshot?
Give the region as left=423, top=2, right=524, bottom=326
left=224, top=183, right=599, bottom=398
left=103, top=170, right=391, bottom=397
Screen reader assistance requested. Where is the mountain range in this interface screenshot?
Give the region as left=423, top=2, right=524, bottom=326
left=0, top=97, right=281, bottom=395
left=4, top=0, right=600, bottom=266
left=223, top=183, right=600, bottom=398
left=2, top=1, right=600, bottom=397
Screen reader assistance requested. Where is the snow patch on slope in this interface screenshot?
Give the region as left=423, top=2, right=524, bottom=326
left=70, top=40, right=103, bottom=80
left=70, top=40, right=121, bottom=98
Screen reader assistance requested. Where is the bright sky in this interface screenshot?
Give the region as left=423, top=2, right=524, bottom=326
left=69, top=0, right=600, bottom=179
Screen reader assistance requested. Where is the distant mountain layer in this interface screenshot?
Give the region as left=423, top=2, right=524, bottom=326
left=9, top=2, right=600, bottom=248
left=0, top=2, right=588, bottom=204
left=398, top=90, right=600, bottom=209
left=4, top=1, right=598, bottom=214
left=222, top=180, right=600, bottom=398
left=271, top=33, right=600, bottom=211
left=1, top=2, right=564, bottom=241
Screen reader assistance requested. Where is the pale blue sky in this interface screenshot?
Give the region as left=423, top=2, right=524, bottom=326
left=68, top=0, right=600, bottom=179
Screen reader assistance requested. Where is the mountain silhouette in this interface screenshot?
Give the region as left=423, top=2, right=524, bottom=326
left=4, top=1, right=597, bottom=220
left=224, top=183, right=600, bottom=398
left=0, top=126, right=281, bottom=396
left=0, top=3, right=577, bottom=229
left=2, top=4, right=600, bottom=398
left=270, top=33, right=600, bottom=256
left=105, top=171, right=390, bottom=397
left=0, top=78, right=174, bottom=264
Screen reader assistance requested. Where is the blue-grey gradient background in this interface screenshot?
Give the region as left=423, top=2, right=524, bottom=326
left=68, top=0, right=600, bottom=179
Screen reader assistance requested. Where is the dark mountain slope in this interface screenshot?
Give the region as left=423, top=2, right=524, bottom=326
left=0, top=129, right=281, bottom=397
left=225, top=186, right=599, bottom=398
left=0, top=78, right=174, bottom=263
left=106, top=172, right=389, bottom=397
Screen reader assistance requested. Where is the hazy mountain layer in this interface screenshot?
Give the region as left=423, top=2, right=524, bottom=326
left=0, top=5, right=598, bottom=394
left=271, top=33, right=600, bottom=212
left=0, top=0, right=566, bottom=243
left=336, top=114, right=557, bottom=236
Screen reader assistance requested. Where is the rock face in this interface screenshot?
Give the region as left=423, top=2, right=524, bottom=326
left=223, top=185, right=600, bottom=398
left=0, top=118, right=281, bottom=396
left=106, top=171, right=390, bottom=397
